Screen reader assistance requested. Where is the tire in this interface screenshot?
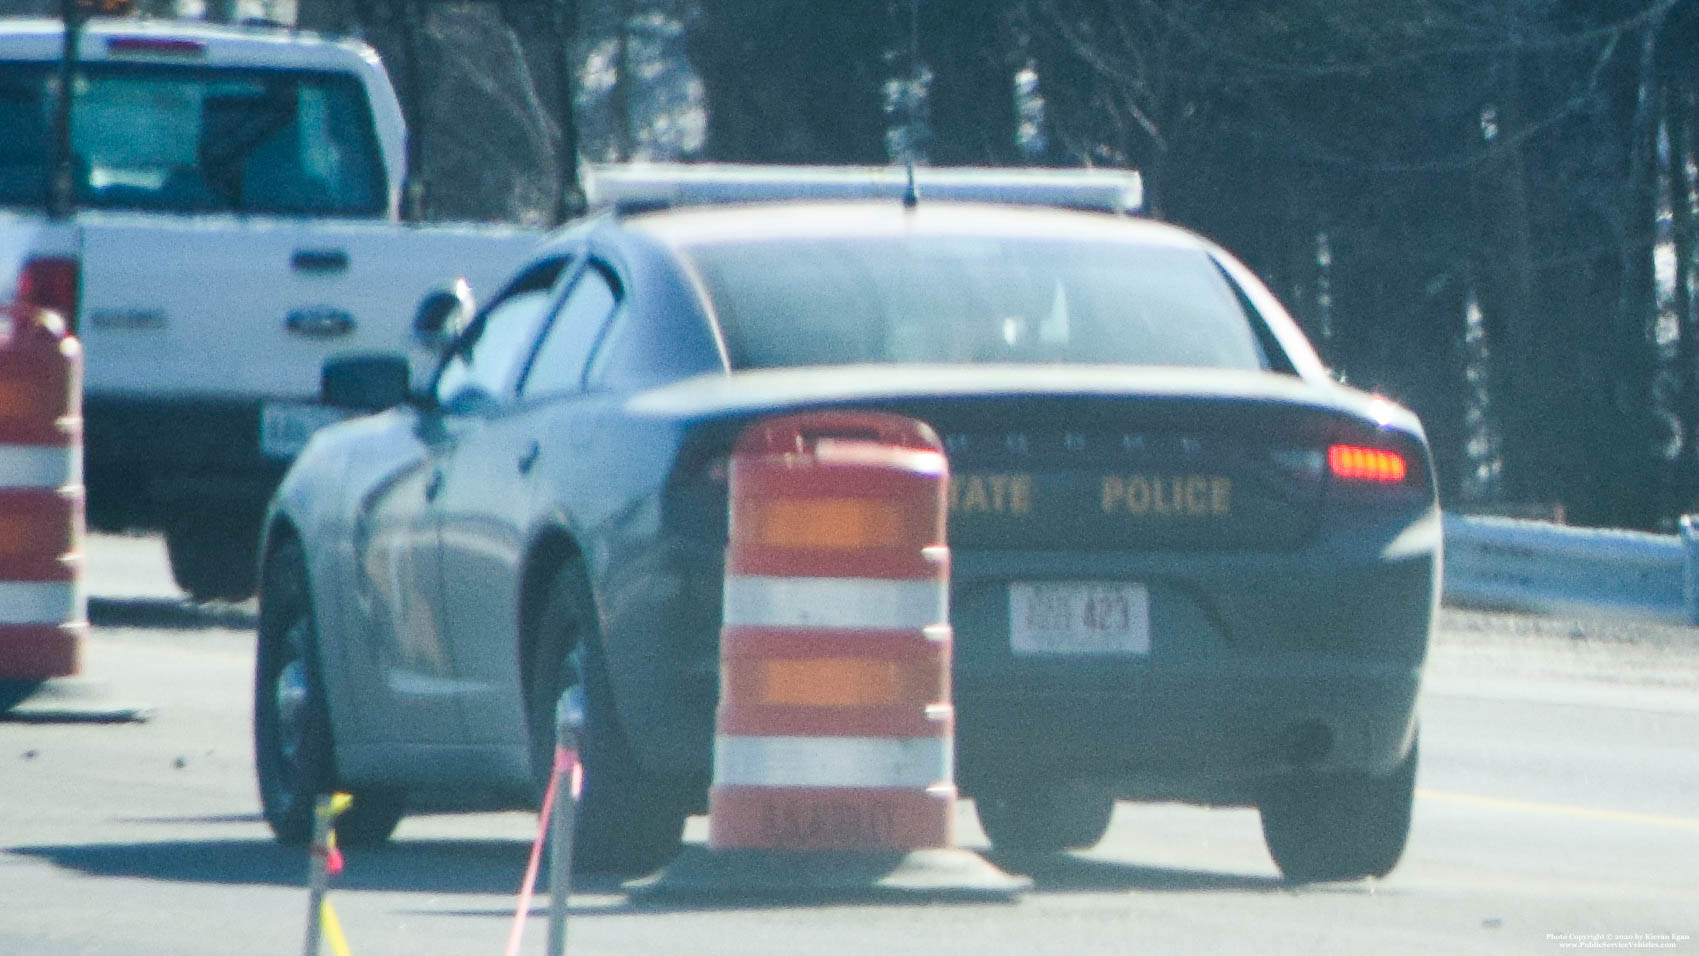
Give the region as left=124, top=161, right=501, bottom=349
left=974, top=780, right=1117, bottom=856
left=527, top=565, right=686, bottom=876
left=0, top=681, right=41, bottom=713
left=167, top=514, right=261, bottom=602
left=1259, top=736, right=1418, bottom=883
left=254, top=538, right=405, bottom=847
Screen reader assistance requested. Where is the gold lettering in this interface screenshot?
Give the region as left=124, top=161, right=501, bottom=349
left=1185, top=476, right=1209, bottom=514
left=1126, top=476, right=1150, bottom=514
left=1101, top=476, right=1124, bottom=513
left=961, top=476, right=989, bottom=512
left=1102, top=474, right=1232, bottom=517
left=953, top=473, right=1036, bottom=515
left=1010, top=475, right=1032, bottom=515
left=988, top=474, right=1010, bottom=513
left=1151, top=476, right=1172, bottom=514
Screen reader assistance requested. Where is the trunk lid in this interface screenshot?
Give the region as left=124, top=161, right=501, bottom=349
left=641, top=364, right=1427, bottom=555
left=902, top=393, right=1330, bottom=552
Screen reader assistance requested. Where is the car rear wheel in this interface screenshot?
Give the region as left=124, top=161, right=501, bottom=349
left=974, top=779, right=1117, bottom=856
left=254, top=537, right=405, bottom=847
left=527, top=565, right=686, bottom=876
left=1258, top=736, right=1418, bottom=883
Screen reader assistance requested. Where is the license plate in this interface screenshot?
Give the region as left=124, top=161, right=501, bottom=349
left=260, top=402, right=348, bottom=459
left=1009, top=581, right=1150, bottom=656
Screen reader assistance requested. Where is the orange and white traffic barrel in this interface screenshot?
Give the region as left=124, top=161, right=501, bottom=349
left=0, top=305, right=85, bottom=683
left=630, top=410, right=1024, bottom=899
left=710, top=410, right=956, bottom=851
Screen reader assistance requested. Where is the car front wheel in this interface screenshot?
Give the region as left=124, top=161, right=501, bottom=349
left=254, top=537, right=404, bottom=847
left=526, top=565, right=686, bottom=876
left=1258, top=735, right=1418, bottom=883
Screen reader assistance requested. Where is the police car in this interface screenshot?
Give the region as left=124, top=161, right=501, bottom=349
left=254, top=165, right=1438, bottom=881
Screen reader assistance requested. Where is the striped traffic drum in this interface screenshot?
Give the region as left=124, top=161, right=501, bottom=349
left=710, top=410, right=955, bottom=852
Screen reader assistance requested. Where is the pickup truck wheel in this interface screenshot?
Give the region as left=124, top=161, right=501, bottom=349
left=167, top=517, right=260, bottom=602
left=527, top=566, right=686, bottom=877
left=1259, top=736, right=1418, bottom=883
left=254, top=539, right=405, bottom=847
left=974, top=780, right=1116, bottom=856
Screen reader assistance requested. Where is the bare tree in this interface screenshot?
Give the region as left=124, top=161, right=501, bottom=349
left=1025, top=0, right=1694, bottom=526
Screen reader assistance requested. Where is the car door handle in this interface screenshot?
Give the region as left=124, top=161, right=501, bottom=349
left=518, top=440, right=541, bottom=475
left=425, top=468, right=444, bottom=502
left=291, top=248, right=349, bottom=273
left=286, top=308, right=355, bottom=338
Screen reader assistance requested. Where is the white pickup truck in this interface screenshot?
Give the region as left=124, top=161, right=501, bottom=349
left=0, top=17, right=542, bottom=599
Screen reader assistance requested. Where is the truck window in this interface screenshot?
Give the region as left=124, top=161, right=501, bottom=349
left=0, top=62, right=385, bottom=215
left=0, top=68, right=52, bottom=204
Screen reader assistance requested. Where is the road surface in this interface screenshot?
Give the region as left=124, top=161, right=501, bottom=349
left=1, top=533, right=1694, bottom=954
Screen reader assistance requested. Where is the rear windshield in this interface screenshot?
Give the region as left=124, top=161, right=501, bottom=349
left=684, top=236, right=1272, bottom=371
left=0, top=62, right=385, bottom=215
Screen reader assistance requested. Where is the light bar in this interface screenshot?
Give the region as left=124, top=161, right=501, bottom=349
left=584, top=163, right=1144, bottom=216
left=1328, top=445, right=1408, bottom=483
left=106, top=36, right=206, bottom=57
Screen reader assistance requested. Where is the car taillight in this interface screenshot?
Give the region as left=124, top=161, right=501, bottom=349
left=17, top=257, right=79, bottom=334
left=1328, top=444, right=1408, bottom=483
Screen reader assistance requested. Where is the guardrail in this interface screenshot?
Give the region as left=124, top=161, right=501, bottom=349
left=1441, top=513, right=1695, bottom=625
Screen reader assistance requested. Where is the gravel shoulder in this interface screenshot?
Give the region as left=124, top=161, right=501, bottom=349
left=1432, top=605, right=1699, bottom=693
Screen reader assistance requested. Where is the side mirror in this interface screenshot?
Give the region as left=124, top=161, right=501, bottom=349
left=412, top=277, right=475, bottom=355
left=322, top=353, right=410, bottom=411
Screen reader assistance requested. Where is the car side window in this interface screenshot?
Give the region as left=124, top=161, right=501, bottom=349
left=1215, top=267, right=1295, bottom=376
left=435, top=260, right=568, bottom=410
left=1208, top=249, right=1327, bottom=381
left=582, top=303, right=628, bottom=389
left=520, top=263, right=620, bottom=399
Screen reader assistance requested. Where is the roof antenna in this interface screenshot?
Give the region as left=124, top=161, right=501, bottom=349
left=49, top=0, right=83, bottom=220
left=901, top=0, right=922, bottom=210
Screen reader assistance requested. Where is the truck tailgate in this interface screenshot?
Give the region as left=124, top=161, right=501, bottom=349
left=78, top=213, right=538, bottom=400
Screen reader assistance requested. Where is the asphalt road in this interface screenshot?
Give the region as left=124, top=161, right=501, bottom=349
left=2, top=533, right=1696, bottom=955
